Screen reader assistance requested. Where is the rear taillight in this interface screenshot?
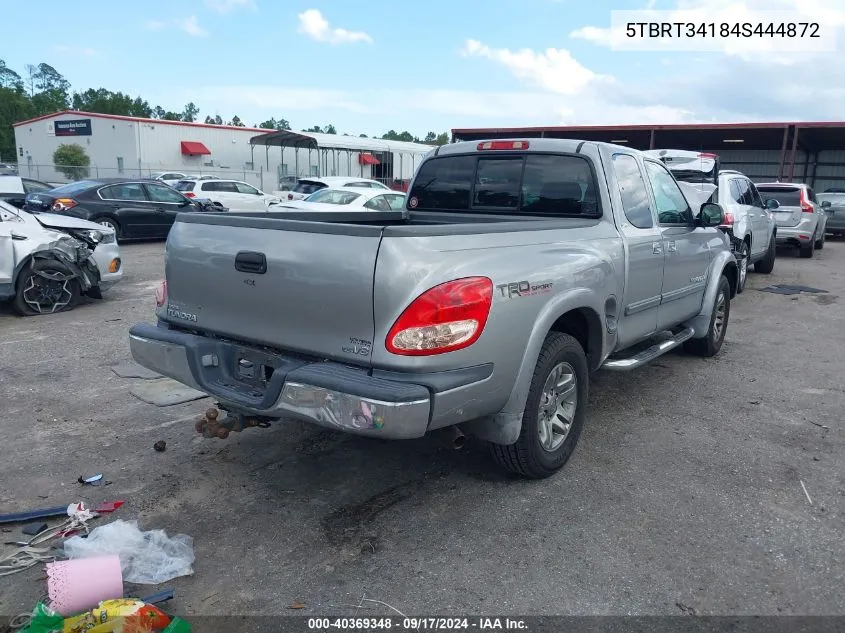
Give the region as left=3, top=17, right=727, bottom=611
left=184, top=192, right=196, bottom=198
left=155, top=280, right=167, bottom=308
left=52, top=198, right=77, bottom=212
left=288, top=193, right=294, bottom=200
left=698, top=152, right=718, bottom=159
left=477, top=140, right=530, bottom=151
left=386, top=277, right=493, bottom=356
left=800, top=190, right=813, bottom=213
left=719, top=212, right=736, bottom=226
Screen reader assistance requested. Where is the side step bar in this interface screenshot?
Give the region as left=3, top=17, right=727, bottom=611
left=602, top=327, right=695, bottom=372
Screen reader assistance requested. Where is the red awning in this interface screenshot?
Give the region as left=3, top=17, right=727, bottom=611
left=358, top=152, right=380, bottom=165
left=180, top=141, right=211, bottom=155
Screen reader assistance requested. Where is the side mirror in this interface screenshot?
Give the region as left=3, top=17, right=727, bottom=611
left=765, top=198, right=780, bottom=210
left=821, top=200, right=832, bottom=209
left=699, top=202, right=724, bottom=227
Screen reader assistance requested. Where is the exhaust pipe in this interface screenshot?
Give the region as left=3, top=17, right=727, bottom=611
left=440, top=425, right=466, bottom=450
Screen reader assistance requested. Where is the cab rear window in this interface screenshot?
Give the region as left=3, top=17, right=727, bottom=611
left=408, top=153, right=601, bottom=217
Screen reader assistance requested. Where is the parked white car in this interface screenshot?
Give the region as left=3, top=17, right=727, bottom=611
left=278, top=187, right=406, bottom=212
left=282, top=177, right=390, bottom=201
left=150, top=172, right=188, bottom=187
left=173, top=179, right=282, bottom=212
left=185, top=174, right=220, bottom=181
left=0, top=199, right=122, bottom=315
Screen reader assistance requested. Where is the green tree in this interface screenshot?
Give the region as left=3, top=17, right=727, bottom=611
left=359, top=133, right=368, bottom=138
left=324, top=123, right=337, bottom=134
left=424, top=131, right=436, bottom=143
left=303, top=125, right=324, bottom=133
left=0, top=60, right=22, bottom=90
left=229, top=115, right=245, bottom=127
left=161, top=111, right=182, bottom=121
left=434, top=132, right=449, bottom=145
left=382, top=130, right=417, bottom=143
left=0, top=85, right=32, bottom=159
left=182, top=102, right=200, bottom=122
left=257, top=117, right=291, bottom=130
left=152, top=105, right=166, bottom=119
left=53, top=143, right=90, bottom=180
left=29, top=63, right=70, bottom=115
left=71, top=88, right=152, bottom=117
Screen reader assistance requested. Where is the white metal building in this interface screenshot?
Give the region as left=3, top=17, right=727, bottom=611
left=13, top=110, right=434, bottom=190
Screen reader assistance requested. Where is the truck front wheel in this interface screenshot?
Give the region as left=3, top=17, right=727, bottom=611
left=491, top=332, right=588, bottom=479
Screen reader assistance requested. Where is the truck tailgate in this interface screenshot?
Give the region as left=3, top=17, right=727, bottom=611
left=162, top=217, right=381, bottom=363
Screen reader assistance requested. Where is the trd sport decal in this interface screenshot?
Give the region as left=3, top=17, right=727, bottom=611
left=496, top=280, right=554, bottom=299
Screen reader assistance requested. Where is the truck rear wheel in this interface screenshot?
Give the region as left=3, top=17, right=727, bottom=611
left=684, top=275, right=730, bottom=358
left=491, top=332, right=588, bottom=479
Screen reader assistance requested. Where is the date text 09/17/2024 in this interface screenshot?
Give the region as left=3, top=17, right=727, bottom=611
left=307, top=617, right=529, bottom=630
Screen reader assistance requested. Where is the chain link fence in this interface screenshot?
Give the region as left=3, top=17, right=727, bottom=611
left=16, top=163, right=412, bottom=193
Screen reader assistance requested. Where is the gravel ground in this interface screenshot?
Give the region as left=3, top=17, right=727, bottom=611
left=0, top=238, right=843, bottom=623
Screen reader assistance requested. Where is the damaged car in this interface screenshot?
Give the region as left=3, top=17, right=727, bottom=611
left=0, top=200, right=122, bottom=316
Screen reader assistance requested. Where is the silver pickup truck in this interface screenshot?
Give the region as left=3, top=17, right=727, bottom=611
left=129, top=139, right=738, bottom=479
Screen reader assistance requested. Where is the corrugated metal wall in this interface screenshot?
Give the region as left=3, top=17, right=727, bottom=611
left=703, top=148, right=844, bottom=192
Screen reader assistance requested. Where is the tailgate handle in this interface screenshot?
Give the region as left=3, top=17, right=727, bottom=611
left=235, top=251, right=267, bottom=274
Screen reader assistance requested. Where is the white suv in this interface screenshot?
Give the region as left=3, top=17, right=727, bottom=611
left=284, top=177, right=390, bottom=201
left=173, top=179, right=281, bottom=212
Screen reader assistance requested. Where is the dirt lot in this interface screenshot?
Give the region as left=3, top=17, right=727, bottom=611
left=1, top=239, right=843, bottom=621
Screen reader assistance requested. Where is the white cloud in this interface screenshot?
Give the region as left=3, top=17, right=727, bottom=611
left=204, top=0, right=256, bottom=13
left=144, top=15, right=208, bottom=37
left=179, top=15, right=209, bottom=37
left=460, top=39, right=609, bottom=95
left=297, top=9, right=372, bottom=45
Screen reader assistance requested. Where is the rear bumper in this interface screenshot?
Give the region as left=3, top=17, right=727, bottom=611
left=775, top=217, right=816, bottom=243
left=128, top=323, right=491, bottom=440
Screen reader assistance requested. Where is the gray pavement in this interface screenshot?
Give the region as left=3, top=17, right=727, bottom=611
left=0, top=239, right=843, bottom=619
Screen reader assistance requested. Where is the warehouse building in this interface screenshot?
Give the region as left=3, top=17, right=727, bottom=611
left=13, top=111, right=433, bottom=190
left=451, top=122, right=845, bottom=192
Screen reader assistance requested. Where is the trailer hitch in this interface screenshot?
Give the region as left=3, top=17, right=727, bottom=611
left=195, top=407, right=272, bottom=439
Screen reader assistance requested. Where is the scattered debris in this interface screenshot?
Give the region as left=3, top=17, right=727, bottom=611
left=0, top=504, right=71, bottom=525
left=77, top=473, right=111, bottom=486
left=288, top=601, right=306, bottom=610
left=154, top=440, right=167, bottom=452
left=748, top=400, right=761, bottom=405
left=93, top=501, right=125, bottom=514
left=139, top=589, right=175, bottom=605
left=813, top=456, right=821, bottom=462
left=808, top=420, right=830, bottom=430
left=759, top=284, right=828, bottom=296
left=675, top=601, right=697, bottom=615
left=22, top=523, right=48, bottom=536
left=47, top=555, right=124, bottom=616
left=800, top=480, right=813, bottom=506
left=64, top=519, right=195, bottom=585
left=163, top=617, right=192, bottom=632
left=201, top=592, right=219, bottom=603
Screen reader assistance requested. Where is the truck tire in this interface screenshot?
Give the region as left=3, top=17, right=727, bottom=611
left=12, top=260, right=81, bottom=316
left=815, top=231, right=825, bottom=249
left=754, top=234, right=775, bottom=274
left=735, top=241, right=749, bottom=294
left=491, top=332, right=588, bottom=479
left=684, top=275, right=730, bottom=358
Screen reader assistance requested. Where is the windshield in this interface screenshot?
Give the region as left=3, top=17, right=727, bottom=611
left=817, top=193, right=845, bottom=204
left=304, top=189, right=361, bottom=205
left=173, top=181, right=195, bottom=191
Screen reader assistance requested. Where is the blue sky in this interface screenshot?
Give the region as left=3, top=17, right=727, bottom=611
left=4, top=0, right=844, bottom=136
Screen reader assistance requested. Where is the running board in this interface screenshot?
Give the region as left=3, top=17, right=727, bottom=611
left=602, top=327, right=696, bottom=372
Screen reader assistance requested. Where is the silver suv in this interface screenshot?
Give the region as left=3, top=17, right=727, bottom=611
left=756, top=183, right=828, bottom=258
left=708, top=170, right=777, bottom=292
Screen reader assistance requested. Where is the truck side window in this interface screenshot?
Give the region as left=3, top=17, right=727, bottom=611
left=611, top=154, right=653, bottom=229
left=644, top=161, right=693, bottom=225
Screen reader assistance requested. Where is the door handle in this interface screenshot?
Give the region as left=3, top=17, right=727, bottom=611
left=235, top=251, right=267, bottom=274
left=652, top=242, right=663, bottom=254
left=667, top=240, right=677, bottom=252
